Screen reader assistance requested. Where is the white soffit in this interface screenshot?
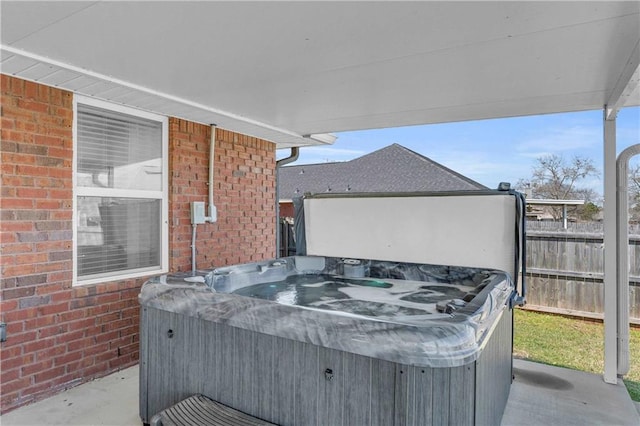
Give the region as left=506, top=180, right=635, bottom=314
left=0, top=44, right=332, bottom=149
left=1, top=1, right=639, bottom=147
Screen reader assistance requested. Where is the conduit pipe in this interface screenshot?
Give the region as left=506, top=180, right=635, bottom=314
left=206, top=125, right=218, bottom=223
left=191, top=225, right=197, bottom=275
left=275, top=147, right=299, bottom=257
left=615, top=143, right=638, bottom=376
left=191, top=125, right=218, bottom=275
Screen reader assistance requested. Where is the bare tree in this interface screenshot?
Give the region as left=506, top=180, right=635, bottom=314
left=517, top=154, right=599, bottom=221
left=628, top=163, right=640, bottom=222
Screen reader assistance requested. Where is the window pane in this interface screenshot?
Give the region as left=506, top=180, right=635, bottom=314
left=77, top=104, right=163, bottom=191
left=77, top=197, right=161, bottom=278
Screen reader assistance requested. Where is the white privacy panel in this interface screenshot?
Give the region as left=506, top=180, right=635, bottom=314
left=304, top=193, right=517, bottom=278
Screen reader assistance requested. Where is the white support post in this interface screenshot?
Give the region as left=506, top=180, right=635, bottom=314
left=562, top=204, right=568, bottom=229
left=603, top=111, right=618, bottom=384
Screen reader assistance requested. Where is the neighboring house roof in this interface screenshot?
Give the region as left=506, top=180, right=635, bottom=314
left=278, top=143, right=487, bottom=201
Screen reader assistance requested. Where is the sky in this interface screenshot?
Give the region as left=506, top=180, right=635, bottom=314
left=278, top=106, right=640, bottom=199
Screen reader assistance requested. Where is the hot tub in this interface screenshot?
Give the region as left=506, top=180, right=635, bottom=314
left=139, top=256, right=515, bottom=425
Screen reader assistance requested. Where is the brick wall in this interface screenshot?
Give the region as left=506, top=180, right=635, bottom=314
left=0, top=75, right=277, bottom=413
left=279, top=202, right=294, bottom=218
left=169, top=119, right=276, bottom=271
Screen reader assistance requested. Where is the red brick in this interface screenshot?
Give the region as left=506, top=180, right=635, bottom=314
left=2, top=307, right=37, bottom=322
left=36, top=84, right=50, bottom=102
left=1, top=378, right=32, bottom=395
left=35, top=345, right=66, bottom=362
left=47, top=271, right=73, bottom=283
left=95, top=293, right=120, bottom=304
left=5, top=321, right=23, bottom=334
left=1, top=243, right=34, bottom=254
left=35, top=261, right=72, bottom=273
left=0, top=198, right=34, bottom=209
left=21, top=359, right=53, bottom=376
left=95, top=312, right=119, bottom=325
left=67, top=337, right=95, bottom=352
left=94, top=350, right=117, bottom=364
left=109, top=354, right=137, bottom=370
left=121, top=321, right=140, bottom=336
left=33, top=366, right=66, bottom=384
left=2, top=286, right=36, bottom=300
left=84, top=341, right=112, bottom=356
left=86, top=304, right=110, bottom=316
left=37, top=324, right=68, bottom=339
left=2, top=330, right=37, bottom=347
left=16, top=188, right=48, bottom=199
left=23, top=80, right=38, bottom=100
left=58, top=309, right=85, bottom=323
left=120, top=306, right=139, bottom=319
left=55, top=329, right=85, bottom=345
left=24, top=314, right=56, bottom=329
left=3, top=152, right=37, bottom=165
left=34, top=199, right=63, bottom=209
left=16, top=99, right=49, bottom=113
left=1, top=354, right=34, bottom=371
left=103, top=318, right=133, bottom=332
left=14, top=252, right=48, bottom=265
left=65, top=356, right=95, bottom=373
left=37, top=302, right=70, bottom=316
left=0, top=299, right=18, bottom=313
left=34, top=283, right=66, bottom=295
left=23, top=337, right=56, bottom=354
left=48, top=291, right=72, bottom=304
left=67, top=318, right=95, bottom=332
left=54, top=350, right=83, bottom=367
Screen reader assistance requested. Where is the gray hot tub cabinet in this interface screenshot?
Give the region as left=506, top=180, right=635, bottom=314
left=139, top=260, right=514, bottom=426
left=140, top=307, right=512, bottom=426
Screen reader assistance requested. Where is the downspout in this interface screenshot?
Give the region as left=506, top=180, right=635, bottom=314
left=276, top=147, right=299, bottom=257
left=615, top=143, right=639, bottom=377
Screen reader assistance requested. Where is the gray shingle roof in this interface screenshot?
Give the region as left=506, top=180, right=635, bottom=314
left=279, top=143, right=487, bottom=200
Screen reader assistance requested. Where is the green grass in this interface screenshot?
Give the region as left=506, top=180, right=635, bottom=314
left=513, top=308, right=640, bottom=401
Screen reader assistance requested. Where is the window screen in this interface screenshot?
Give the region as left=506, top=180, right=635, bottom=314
left=76, top=102, right=165, bottom=281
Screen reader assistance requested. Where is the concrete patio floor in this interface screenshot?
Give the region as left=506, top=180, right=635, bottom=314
left=2, top=359, right=639, bottom=426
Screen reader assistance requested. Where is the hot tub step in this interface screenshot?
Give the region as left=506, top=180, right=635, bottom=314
left=150, top=394, right=277, bottom=426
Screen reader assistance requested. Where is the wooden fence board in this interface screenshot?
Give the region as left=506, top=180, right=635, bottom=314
left=526, top=222, right=639, bottom=320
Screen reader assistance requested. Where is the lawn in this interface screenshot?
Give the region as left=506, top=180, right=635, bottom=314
left=513, top=308, right=640, bottom=401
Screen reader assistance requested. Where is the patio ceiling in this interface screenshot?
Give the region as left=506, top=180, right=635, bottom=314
left=1, top=1, right=639, bottom=148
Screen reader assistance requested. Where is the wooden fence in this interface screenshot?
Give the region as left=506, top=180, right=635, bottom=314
left=526, top=221, right=640, bottom=321
left=279, top=219, right=640, bottom=321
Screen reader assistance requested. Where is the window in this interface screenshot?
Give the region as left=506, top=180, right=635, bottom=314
left=74, top=97, right=168, bottom=285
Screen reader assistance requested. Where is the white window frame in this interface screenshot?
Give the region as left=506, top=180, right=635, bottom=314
left=73, top=95, right=169, bottom=286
